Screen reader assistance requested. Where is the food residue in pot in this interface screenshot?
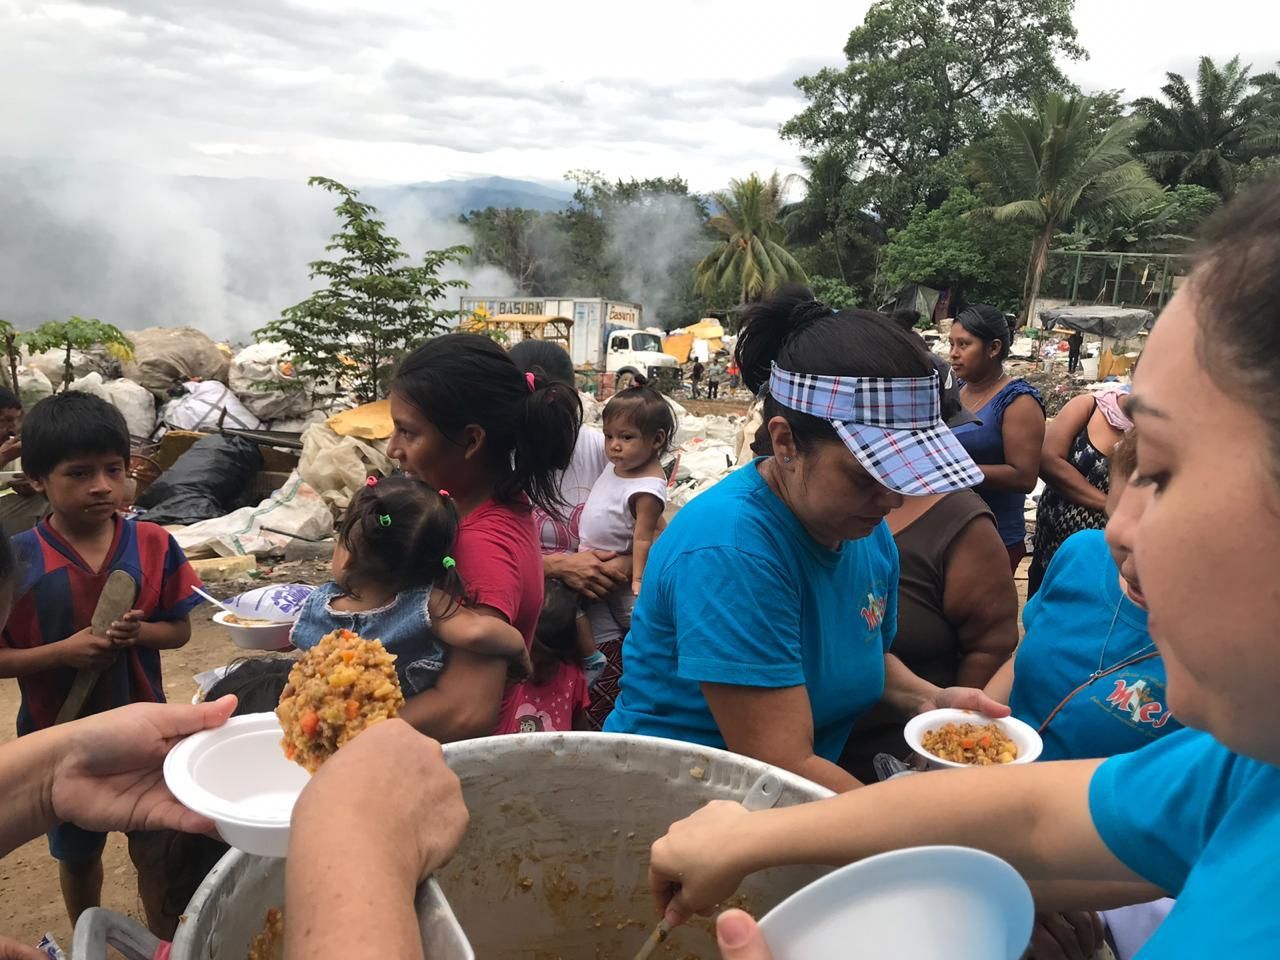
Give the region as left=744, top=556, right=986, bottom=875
left=246, top=906, right=284, bottom=960
left=222, top=613, right=280, bottom=627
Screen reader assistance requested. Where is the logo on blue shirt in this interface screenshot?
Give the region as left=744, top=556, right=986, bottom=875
left=860, top=591, right=887, bottom=632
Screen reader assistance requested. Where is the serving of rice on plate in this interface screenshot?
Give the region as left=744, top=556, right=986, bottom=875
left=276, top=629, right=404, bottom=773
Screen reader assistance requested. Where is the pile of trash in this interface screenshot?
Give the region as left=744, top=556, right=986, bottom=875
left=159, top=336, right=330, bottom=436
left=664, top=397, right=746, bottom=508
left=11, top=331, right=333, bottom=442
left=1019, top=364, right=1085, bottom=418
left=160, top=402, right=393, bottom=561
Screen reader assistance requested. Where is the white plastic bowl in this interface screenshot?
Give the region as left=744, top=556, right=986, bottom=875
left=164, top=713, right=310, bottom=858
left=213, top=609, right=294, bottom=651
left=758, top=845, right=1034, bottom=959
left=904, top=708, right=1043, bottom=770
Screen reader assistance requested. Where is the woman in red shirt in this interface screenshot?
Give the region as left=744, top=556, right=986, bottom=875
left=387, top=334, right=581, bottom=739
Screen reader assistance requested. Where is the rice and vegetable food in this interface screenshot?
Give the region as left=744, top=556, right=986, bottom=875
left=920, top=721, right=1018, bottom=765
left=276, top=629, right=404, bottom=772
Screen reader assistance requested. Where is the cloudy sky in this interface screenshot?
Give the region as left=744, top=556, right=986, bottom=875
left=2, top=0, right=1275, bottom=191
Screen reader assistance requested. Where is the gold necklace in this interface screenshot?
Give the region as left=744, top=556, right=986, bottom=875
left=961, top=372, right=1008, bottom=412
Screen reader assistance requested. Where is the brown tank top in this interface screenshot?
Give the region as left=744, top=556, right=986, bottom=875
left=838, top=490, right=997, bottom=782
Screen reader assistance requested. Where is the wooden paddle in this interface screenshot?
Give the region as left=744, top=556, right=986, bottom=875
left=54, top=570, right=138, bottom=725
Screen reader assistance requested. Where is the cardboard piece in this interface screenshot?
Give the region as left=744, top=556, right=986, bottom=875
left=55, top=570, right=138, bottom=724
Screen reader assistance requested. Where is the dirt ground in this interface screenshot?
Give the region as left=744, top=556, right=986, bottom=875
left=679, top=395, right=751, bottom=418
left=0, top=607, right=267, bottom=949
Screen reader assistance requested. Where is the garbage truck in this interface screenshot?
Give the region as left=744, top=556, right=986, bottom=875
left=458, top=296, right=681, bottom=392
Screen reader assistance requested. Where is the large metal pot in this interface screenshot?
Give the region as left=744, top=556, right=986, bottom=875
left=74, top=733, right=832, bottom=958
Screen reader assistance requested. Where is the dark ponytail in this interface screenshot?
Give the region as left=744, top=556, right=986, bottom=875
left=735, top=283, right=933, bottom=456
left=392, top=334, right=582, bottom=515
left=336, top=476, right=465, bottom=600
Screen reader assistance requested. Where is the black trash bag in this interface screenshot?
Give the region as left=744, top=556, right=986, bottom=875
left=138, top=434, right=265, bottom=525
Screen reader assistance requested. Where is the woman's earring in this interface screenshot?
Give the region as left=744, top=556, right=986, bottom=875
left=782, top=456, right=792, bottom=463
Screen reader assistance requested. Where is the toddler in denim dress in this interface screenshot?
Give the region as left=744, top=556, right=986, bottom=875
left=290, top=476, right=529, bottom=696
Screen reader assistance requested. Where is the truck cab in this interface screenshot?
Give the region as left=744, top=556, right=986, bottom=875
left=606, top=330, right=681, bottom=391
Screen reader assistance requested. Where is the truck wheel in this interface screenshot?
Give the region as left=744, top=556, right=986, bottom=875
left=615, top=369, right=638, bottom=391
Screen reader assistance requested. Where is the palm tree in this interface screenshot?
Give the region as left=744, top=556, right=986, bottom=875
left=971, top=93, right=1163, bottom=325
left=695, top=172, right=807, bottom=304
left=1134, top=56, right=1279, bottom=198
left=780, top=150, right=855, bottom=280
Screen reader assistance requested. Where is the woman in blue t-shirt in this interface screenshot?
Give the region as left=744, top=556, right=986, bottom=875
left=986, top=431, right=1181, bottom=762
left=646, top=180, right=1280, bottom=959
left=604, top=286, right=1009, bottom=793
left=948, top=305, right=1046, bottom=571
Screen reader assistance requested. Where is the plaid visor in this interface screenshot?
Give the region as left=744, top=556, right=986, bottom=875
left=768, top=362, right=984, bottom=496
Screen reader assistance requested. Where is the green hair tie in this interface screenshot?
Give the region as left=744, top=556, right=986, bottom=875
left=378, top=514, right=392, bottom=527
left=442, top=556, right=456, bottom=570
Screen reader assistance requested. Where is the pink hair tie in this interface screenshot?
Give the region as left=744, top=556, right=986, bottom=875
left=438, top=488, right=450, bottom=498
left=525, top=371, right=536, bottom=393
left=365, top=476, right=378, bottom=487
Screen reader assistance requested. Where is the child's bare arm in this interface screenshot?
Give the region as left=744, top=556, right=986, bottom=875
left=0, top=628, right=119, bottom=677
left=398, top=648, right=507, bottom=741
left=428, top=591, right=525, bottom=657
left=629, top=492, right=665, bottom=596
left=108, top=612, right=191, bottom=651
left=574, top=611, right=596, bottom=658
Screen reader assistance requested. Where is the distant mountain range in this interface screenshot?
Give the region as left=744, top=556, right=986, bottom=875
left=367, top=176, right=575, bottom=215
left=0, top=157, right=576, bottom=216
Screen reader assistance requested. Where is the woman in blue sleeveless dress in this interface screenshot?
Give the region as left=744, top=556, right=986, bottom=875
left=947, top=305, right=1045, bottom=572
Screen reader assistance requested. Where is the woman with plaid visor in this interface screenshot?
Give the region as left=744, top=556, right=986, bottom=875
left=605, top=285, right=1008, bottom=792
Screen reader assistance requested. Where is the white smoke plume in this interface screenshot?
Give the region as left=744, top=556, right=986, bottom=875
left=0, top=162, right=516, bottom=343
left=603, top=193, right=708, bottom=329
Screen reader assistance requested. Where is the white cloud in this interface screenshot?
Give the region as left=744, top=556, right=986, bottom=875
left=4, top=0, right=1270, bottom=186
left=0, top=0, right=839, bottom=187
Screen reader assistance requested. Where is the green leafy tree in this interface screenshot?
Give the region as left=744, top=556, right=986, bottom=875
left=694, top=173, right=807, bottom=304
left=781, top=150, right=887, bottom=303
left=880, top=188, right=1035, bottom=312
left=1056, top=183, right=1221, bottom=253
left=781, top=150, right=857, bottom=278
left=781, top=0, right=1084, bottom=228
left=969, top=93, right=1163, bottom=323
left=1237, top=154, right=1280, bottom=187
left=1134, top=56, right=1280, bottom=198
left=807, top=275, right=860, bottom=310
left=19, top=316, right=134, bottom=391
left=260, top=177, right=469, bottom=403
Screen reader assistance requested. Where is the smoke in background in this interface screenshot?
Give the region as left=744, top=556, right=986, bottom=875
left=604, top=193, right=708, bottom=327
left=0, top=163, right=517, bottom=342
